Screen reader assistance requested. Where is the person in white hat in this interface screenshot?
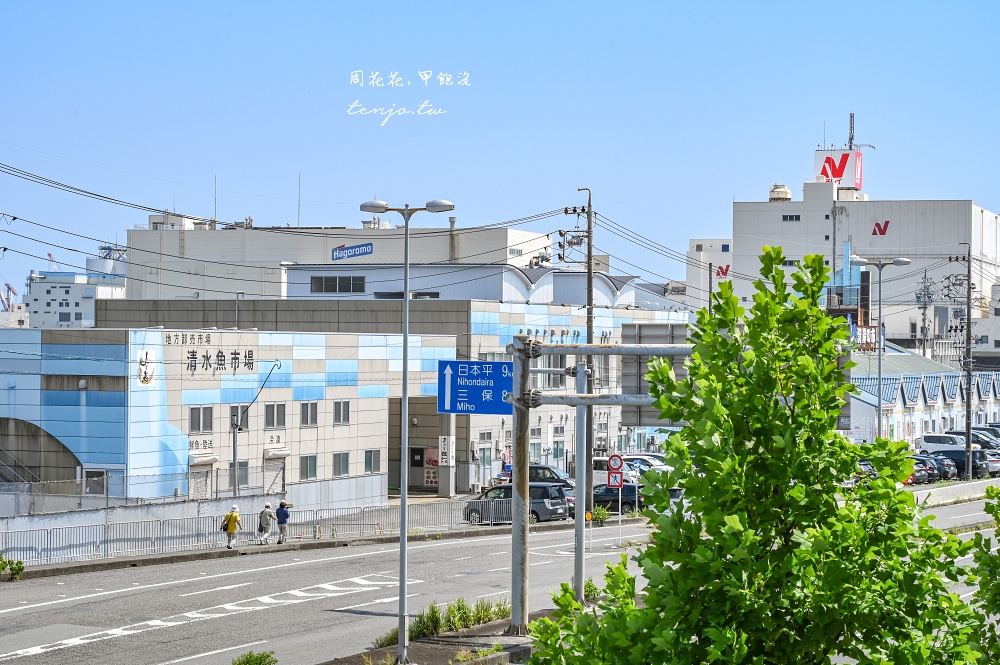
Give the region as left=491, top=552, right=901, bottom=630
left=258, top=503, right=277, bottom=545
left=221, top=505, right=242, bottom=549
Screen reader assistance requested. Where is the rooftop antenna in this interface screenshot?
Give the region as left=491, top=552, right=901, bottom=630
left=297, top=173, right=301, bottom=228
left=214, top=175, right=217, bottom=220
left=848, top=112, right=854, bottom=150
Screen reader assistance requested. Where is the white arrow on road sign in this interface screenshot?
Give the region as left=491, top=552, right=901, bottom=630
left=443, top=365, right=452, bottom=410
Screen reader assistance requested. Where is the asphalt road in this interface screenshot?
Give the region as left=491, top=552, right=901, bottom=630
left=0, top=523, right=650, bottom=665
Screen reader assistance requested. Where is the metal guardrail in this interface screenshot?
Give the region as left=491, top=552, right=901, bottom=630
left=0, top=498, right=521, bottom=567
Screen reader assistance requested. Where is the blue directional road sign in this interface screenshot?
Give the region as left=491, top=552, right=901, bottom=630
left=437, top=360, right=513, bottom=415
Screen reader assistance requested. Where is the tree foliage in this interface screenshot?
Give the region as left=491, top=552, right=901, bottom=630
left=529, top=247, right=980, bottom=664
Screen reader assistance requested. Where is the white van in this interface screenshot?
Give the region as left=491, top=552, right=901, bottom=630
left=919, top=433, right=978, bottom=455
left=593, top=456, right=640, bottom=485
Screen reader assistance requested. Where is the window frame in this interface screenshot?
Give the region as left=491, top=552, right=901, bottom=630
left=300, top=401, right=319, bottom=428
left=333, top=399, right=350, bottom=425
left=230, top=404, right=249, bottom=430
left=264, top=402, right=286, bottom=429
left=364, top=449, right=381, bottom=474
left=189, top=406, right=213, bottom=434
left=333, top=452, right=349, bottom=477
left=299, top=454, right=317, bottom=481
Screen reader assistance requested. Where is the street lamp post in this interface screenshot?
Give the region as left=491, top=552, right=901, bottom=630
left=850, top=256, right=911, bottom=439
left=360, top=198, right=454, bottom=665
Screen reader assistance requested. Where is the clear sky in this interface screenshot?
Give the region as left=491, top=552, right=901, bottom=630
left=1, top=1, right=997, bottom=297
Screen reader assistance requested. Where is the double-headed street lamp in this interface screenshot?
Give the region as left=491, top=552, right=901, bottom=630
left=850, top=255, right=911, bottom=439
left=359, top=198, right=454, bottom=665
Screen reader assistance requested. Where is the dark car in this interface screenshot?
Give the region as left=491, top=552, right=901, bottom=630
left=564, top=487, right=576, bottom=518
left=916, top=454, right=955, bottom=481
left=946, top=430, right=1000, bottom=450
left=931, top=449, right=990, bottom=479
left=909, top=455, right=940, bottom=483
left=593, top=483, right=644, bottom=513
left=463, top=482, right=568, bottom=525
left=904, top=457, right=929, bottom=485
left=528, top=464, right=575, bottom=489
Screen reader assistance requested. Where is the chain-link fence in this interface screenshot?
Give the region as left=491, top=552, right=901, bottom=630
left=0, top=497, right=525, bottom=567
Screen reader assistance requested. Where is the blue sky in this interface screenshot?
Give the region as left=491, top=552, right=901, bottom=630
left=1, top=1, right=997, bottom=294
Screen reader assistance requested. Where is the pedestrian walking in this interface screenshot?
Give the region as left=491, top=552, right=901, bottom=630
left=258, top=503, right=277, bottom=545
left=276, top=500, right=290, bottom=544
left=222, top=505, right=242, bottom=549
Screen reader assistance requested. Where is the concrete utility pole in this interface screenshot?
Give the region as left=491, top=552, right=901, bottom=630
left=579, top=188, right=595, bottom=514
left=507, top=335, right=532, bottom=635
left=708, top=262, right=714, bottom=316
left=962, top=243, right=973, bottom=480
left=915, top=271, right=933, bottom=358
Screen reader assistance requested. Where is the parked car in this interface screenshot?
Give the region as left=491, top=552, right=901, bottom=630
left=564, top=487, right=575, bottom=518
left=463, top=482, right=569, bottom=525
left=916, top=454, right=955, bottom=481
left=528, top=464, right=574, bottom=488
left=985, top=451, right=1000, bottom=477
left=946, top=430, right=1000, bottom=450
left=919, top=433, right=976, bottom=455
left=622, top=455, right=672, bottom=478
left=931, top=449, right=990, bottom=479
left=593, top=483, right=645, bottom=513
left=904, top=457, right=929, bottom=485
left=973, top=426, right=1000, bottom=440
left=909, top=455, right=939, bottom=484
left=857, top=459, right=879, bottom=480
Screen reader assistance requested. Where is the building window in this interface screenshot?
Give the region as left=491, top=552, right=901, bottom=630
left=364, top=449, right=381, bottom=474
left=299, top=455, right=317, bottom=481
left=332, top=452, right=349, bottom=477
left=74, top=312, right=83, bottom=321
left=553, top=440, right=565, bottom=459
left=228, top=460, right=249, bottom=487
left=264, top=403, right=286, bottom=429
left=529, top=442, right=541, bottom=463
left=479, top=429, right=492, bottom=444
left=994, top=340, right=1000, bottom=348
left=529, top=426, right=542, bottom=439
left=479, top=352, right=513, bottom=362
left=230, top=404, right=249, bottom=430
left=721, top=244, right=730, bottom=252
left=782, top=214, right=801, bottom=222
left=300, top=401, right=319, bottom=427
left=781, top=259, right=799, bottom=267
left=509, top=248, right=523, bottom=256
left=553, top=425, right=565, bottom=437
left=695, top=244, right=703, bottom=252
left=310, top=276, right=365, bottom=293
left=531, top=354, right=566, bottom=390
left=333, top=399, right=350, bottom=425
left=189, top=406, right=213, bottom=434
left=594, top=355, right=610, bottom=387
left=58, top=312, right=71, bottom=322
left=478, top=447, right=492, bottom=467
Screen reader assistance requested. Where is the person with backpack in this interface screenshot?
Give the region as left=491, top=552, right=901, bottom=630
left=258, top=503, right=277, bottom=545
left=221, top=505, right=242, bottom=549
left=276, top=500, right=290, bottom=544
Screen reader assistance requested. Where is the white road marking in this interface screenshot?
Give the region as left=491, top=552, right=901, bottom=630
left=487, top=567, right=510, bottom=572
left=0, top=575, right=421, bottom=661
left=178, top=583, right=252, bottom=597
left=337, top=593, right=419, bottom=611
left=455, top=557, right=472, bottom=561
left=154, top=641, right=268, bottom=664
left=475, top=591, right=510, bottom=599
left=0, top=536, right=512, bottom=616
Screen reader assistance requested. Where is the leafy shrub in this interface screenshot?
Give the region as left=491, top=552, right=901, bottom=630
left=445, top=597, right=473, bottom=631
left=231, top=650, right=277, bottom=665
left=583, top=577, right=600, bottom=601
left=0, top=553, right=24, bottom=581
left=591, top=505, right=610, bottom=526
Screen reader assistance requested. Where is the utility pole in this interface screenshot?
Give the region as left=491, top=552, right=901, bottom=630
left=915, top=270, right=933, bottom=358
left=950, top=245, right=974, bottom=480
left=559, top=191, right=595, bottom=514
left=708, top=262, right=714, bottom=316
left=581, top=188, right=595, bottom=515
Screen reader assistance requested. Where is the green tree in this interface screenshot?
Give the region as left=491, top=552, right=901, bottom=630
left=530, top=247, right=980, bottom=664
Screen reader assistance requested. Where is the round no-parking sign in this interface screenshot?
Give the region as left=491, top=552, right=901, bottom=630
left=608, top=454, right=624, bottom=472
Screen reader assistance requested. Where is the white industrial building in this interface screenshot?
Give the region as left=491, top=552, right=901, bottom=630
left=23, top=248, right=127, bottom=329
left=731, top=148, right=1000, bottom=364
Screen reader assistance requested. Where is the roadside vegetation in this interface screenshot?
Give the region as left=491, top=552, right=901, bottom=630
left=371, top=596, right=512, bottom=649
left=0, top=552, right=24, bottom=581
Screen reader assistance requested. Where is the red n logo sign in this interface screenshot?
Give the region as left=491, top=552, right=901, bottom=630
left=821, top=154, right=850, bottom=181
left=872, top=220, right=890, bottom=236
left=715, top=265, right=730, bottom=278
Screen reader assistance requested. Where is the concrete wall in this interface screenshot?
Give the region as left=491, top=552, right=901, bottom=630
left=285, top=473, right=386, bottom=511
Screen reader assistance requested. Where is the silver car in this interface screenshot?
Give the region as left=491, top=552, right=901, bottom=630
left=985, top=451, right=1000, bottom=477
